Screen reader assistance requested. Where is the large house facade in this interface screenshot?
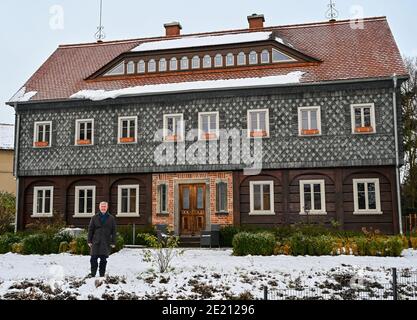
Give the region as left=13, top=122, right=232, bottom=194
left=7, top=15, right=408, bottom=234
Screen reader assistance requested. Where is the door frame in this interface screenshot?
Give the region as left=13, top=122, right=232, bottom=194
left=174, top=178, right=211, bottom=235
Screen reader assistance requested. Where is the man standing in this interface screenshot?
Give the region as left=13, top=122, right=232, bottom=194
left=88, top=202, right=117, bottom=278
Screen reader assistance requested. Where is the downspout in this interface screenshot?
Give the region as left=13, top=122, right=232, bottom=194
left=13, top=103, right=20, bottom=233
left=392, top=74, right=403, bottom=234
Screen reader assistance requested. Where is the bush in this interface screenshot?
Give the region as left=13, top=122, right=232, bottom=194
left=232, top=232, right=275, bottom=256
left=118, top=225, right=156, bottom=245
left=220, top=226, right=242, bottom=247
left=59, top=241, right=69, bottom=253
left=0, top=233, right=22, bottom=253
left=11, top=242, right=23, bottom=254
left=21, top=233, right=55, bottom=255
left=69, top=233, right=90, bottom=255
left=0, top=192, right=15, bottom=234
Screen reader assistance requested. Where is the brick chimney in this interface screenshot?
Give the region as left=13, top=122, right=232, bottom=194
left=247, top=14, right=265, bottom=29
left=164, top=22, right=182, bottom=37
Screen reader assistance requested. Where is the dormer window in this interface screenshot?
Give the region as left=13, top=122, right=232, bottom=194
left=138, top=60, right=145, bottom=73
left=181, top=56, right=189, bottom=70
left=192, top=56, right=200, bottom=69
left=127, top=61, right=135, bottom=74
left=203, top=55, right=211, bottom=68
left=159, top=58, right=167, bottom=72
left=170, top=57, right=178, bottom=71
left=214, top=54, right=223, bottom=67
left=104, top=61, right=125, bottom=76
left=226, top=53, right=234, bottom=67
left=261, top=50, right=270, bottom=64
left=272, top=48, right=295, bottom=63
left=237, top=52, right=246, bottom=66
left=249, top=51, right=258, bottom=65
left=148, top=59, right=156, bottom=72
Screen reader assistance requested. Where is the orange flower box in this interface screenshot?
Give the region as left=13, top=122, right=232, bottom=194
left=77, top=139, right=92, bottom=145
left=165, top=135, right=181, bottom=142
left=201, top=132, right=217, bottom=140
left=301, top=129, right=320, bottom=135
left=34, top=141, right=49, bottom=148
left=355, top=126, right=374, bottom=133
left=250, top=130, right=268, bottom=138
left=120, top=137, right=135, bottom=143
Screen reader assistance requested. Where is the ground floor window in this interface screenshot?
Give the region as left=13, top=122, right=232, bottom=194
left=74, top=186, right=96, bottom=217
left=117, top=185, right=140, bottom=217
left=216, top=181, right=228, bottom=213
left=353, top=178, right=382, bottom=215
left=32, top=186, right=54, bottom=217
left=158, top=183, right=168, bottom=214
left=249, top=181, right=274, bottom=215
left=299, top=180, right=326, bottom=215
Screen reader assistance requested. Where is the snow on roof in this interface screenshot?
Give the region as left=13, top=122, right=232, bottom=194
left=131, top=31, right=278, bottom=52
left=9, top=87, right=38, bottom=103
left=0, top=124, right=15, bottom=150
left=70, top=71, right=305, bottom=101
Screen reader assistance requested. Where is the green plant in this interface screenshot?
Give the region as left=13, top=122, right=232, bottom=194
left=0, top=192, right=15, bottom=234
left=115, top=233, right=125, bottom=252
left=220, top=226, right=242, bottom=247
left=25, top=213, right=66, bottom=236
left=384, top=236, right=405, bottom=257
left=21, top=233, right=54, bottom=255
left=69, top=233, right=90, bottom=255
left=232, top=232, right=275, bottom=256
left=58, top=241, right=69, bottom=253
left=118, top=225, right=156, bottom=245
left=0, top=233, right=22, bottom=253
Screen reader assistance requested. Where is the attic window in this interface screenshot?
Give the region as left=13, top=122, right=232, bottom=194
left=214, top=54, right=223, bottom=67
left=148, top=59, right=156, bottom=72
left=104, top=61, right=125, bottom=76
left=192, top=56, right=200, bottom=69
left=261, top=50, right=270, bottom=64
left=138, top=60, right=145, bottom=73
left=127, top=61, right=135, bottom=74
left=226, top=53, right=234, bottom=67
left=249, top=51, right=258, bottom=65
left=170, top=58, right=178, bottom=71
left=181, top=56, right=189, bottom=70
left=237, top=52, right=246, bottom=65
left=272, top=48, right=295, bottom=63
left=159, top=58, right=167, bottom=72
left=203, top=55, right=211, bottom=68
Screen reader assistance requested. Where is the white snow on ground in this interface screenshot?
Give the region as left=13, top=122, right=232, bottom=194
left=131, top=32, right=281, bottom=52
left=8, top=87, right=37, bottom=103
left=1, top=249, right=417, bottom=300
left=0, top=124, right=14, bottom=150
left=70, top=72, right=305, bottom=101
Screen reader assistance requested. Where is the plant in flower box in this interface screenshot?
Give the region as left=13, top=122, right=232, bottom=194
left=355, top=126, right=374, bottom=133
left=301, top=129, right=320, bottom=135
left=34, top=141, right=49, bottom=147
left=201, top=132, right=217, bottom=140
left=77, top=139, right=91, bottom=145
left=250, top=130, right=267, bottom=138
left=120, top=137, right=135, bottom=143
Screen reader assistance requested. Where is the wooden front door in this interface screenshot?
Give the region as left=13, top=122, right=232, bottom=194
left=179, top=184, right=206, bottom=235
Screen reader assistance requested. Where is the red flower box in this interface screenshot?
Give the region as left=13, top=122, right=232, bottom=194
left=120, top=137, right=135, bottom=143
left=355, top=126, right=374, bottom=133
left=301, top=129, right=320, bottom=135
left=165, top=135, right=181, bottom=142
left=250, top=130, right=268, bottom=138
left=201, top=132, right=217, bottom=140
left=34, top=141, right=49, bottom=148
left=77, top=139, right=92, bottom=145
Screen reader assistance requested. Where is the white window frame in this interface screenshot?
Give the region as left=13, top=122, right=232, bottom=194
left=159, top=58, right=167, bottom=72
left=298, top=106, right=322, bottom=136
left=249, top=51, right=258, bottom=65
left=299, top=180, right=327, bottom=215
left=32, top=186, right=54, bottom=218
left=249, top=181, right=275, bottom=215
left=203, top=55, right=212, bottom=68
left=226, top=53, right=234, bottom=66
left=192, top=56, right=200, bottom=69
left=351, top=103, right=376, bottom=134
left=163, top=113, right=184, bottom=142
left=75, top=119, right=94, bottom=146
left=126, top=61, right=135, bottom=74
left=170, top=57, right=178, bottom=71
left=138, top=60, right=145, bottom=73
left=237, top=52, right=246, bottom=66
left=272, top=48, right=296, bottom=63
left=353, top=178, right=382, bottom=215
left=247, top=109, right=270, bottom=138
left=214, top=54, right=223, bottom=67
left=261, top=49, right=270, bottom=64
left=74, top=186, right=96, bottom=218
left=180, top=56, right=189, bottom=70
left=198, top=111, right=220, bottom=141
left=117, top=185, right=140, bottom=217
left=118, top=116, right=138, bottom=144
left=33, top=121, right=52, bottom=148
left=148, top=59, right=156, bottom=73
left=157, top=183, right=169, bottom=214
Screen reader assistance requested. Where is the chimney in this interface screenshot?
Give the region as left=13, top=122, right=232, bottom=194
left=247, top=14, right=265, bottom=29
left=164, top=22, right=182, bottom=37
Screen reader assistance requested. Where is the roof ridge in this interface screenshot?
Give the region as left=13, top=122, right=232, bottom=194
left=58, top=16, right=387, bottom=49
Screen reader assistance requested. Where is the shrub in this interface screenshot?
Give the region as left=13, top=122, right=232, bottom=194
left=232, top=232, right=275, bottom=256
left=0, top=233, right=22, bottom=253
left=25, top=214, right=66, bottom=236
left=11, top=242, right=23, bottom=254
left=384, top=237, right=404, bottom=257
left=115, top=233, right=125, bottom=252
left=0, top=192, right=15, bottom=234
left=69, top=233, right=90, bottom=255
left=21, top=233, right=54, bottom=255
left=118, top=225, right=156, bottom=245
left=410, top=237, right=417, bottom=250
left=58, top=241, right=69, bottom=253
left=220, top=226, right=242, bottom=247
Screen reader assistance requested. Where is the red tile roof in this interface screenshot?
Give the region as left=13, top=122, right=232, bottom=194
left=16, top=17, right=407, bottom=102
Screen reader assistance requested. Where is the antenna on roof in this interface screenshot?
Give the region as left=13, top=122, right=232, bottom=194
left=325, top=0, right=339, bottom=22
left=94, top=0, right=106, bottom=42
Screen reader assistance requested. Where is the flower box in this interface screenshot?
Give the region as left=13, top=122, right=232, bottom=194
left=301, top=129, right=320, bottom=136
left=250, top=130, right=268, bottom=138
left=119, top=137, right=135, bottom=143
left=165, top=135, right=181, bottom=142
left=355, top=126, right=374, bottom=133
left=77, top=139, right=92, bottom=145
left=34, top=141, right=49, bottom=148
left=201, top=132, right=217, bottom=140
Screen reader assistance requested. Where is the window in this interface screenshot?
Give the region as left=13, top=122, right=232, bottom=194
left=32, top=186, right=53, bottom=217
left=351, top=103, right=376, bottom=134
left=159, top=58, right=167, bottom=72
left=170, top=58, right=178, bottom=71
left=237, top=52, right=246, bottom=66
left=272, top=48, right=295, bottom=63
left=138, top=60, right=145, bottom=73
left=261, top=50, right=270, bottom=63
left=75, top=119, right=94, bottom=146
left=158, top=183, right=169, bottom=214
left=34, top=121, right=52, bottom=148
left=226, top=53, right=234, bottom=66
left=180, top=56, right=189, bottom=70
left=74, top=186, right=96, bottom=217
left=298, top=106, right=321, bottom=136
left=148, top=59, right=156, bottom=72
left=203, top=55, right=212, bottom=68
left=198, top=112, right=219, bottom=140
left=249, top=181, right=274, bottom=215
left=353, top=179, right=382, bottom=215
left=163, top=114, right=184, bottom=142
left=117, top=185, right=140, bottom=217
left=249, top=51, right=258, bottom=64
left=216, top=181, right=228, bottom=213
left=299, top=180, right=326, bottom=215
left=126, top=61, right=135, bottom=74
left=104, top=61, right=125, bottom=76
left=247, top=109, right=270, bottom=138
left=192, top=56, right=200, bottom=69
left=214, top=54, right=223, bottom=67
left=118, top=116, right=137, bottom=144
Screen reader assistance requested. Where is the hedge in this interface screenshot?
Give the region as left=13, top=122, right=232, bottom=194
left=232, top=232, right=275, bottom=256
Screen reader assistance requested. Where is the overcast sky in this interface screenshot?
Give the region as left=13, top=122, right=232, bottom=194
left=0, top=0, right=416, bottom=124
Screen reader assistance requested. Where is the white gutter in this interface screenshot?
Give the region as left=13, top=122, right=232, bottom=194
left=392, top=74, right=403, bottom=234
left=13, top=104, right=20, bottom=233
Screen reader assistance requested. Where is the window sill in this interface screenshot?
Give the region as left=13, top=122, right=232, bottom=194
left=353, top=211, right=383, bottom=216
left=299, top=211, right=327, bottom=216
left=216, top=211, right=229, bottom=215
left=156, top=212, right=169, bottom=216
left=249, top=211, right=275, bottom=216
left=31, top=214, right=53, bottom=218
left=73, top=214, right=94, bottom=218
left=116, top=213, right=140, bottom=218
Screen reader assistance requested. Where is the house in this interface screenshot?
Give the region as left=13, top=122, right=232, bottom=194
left=6, top=14, right=408, bottom=234
left=0, top=124, right=15, bottom=194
